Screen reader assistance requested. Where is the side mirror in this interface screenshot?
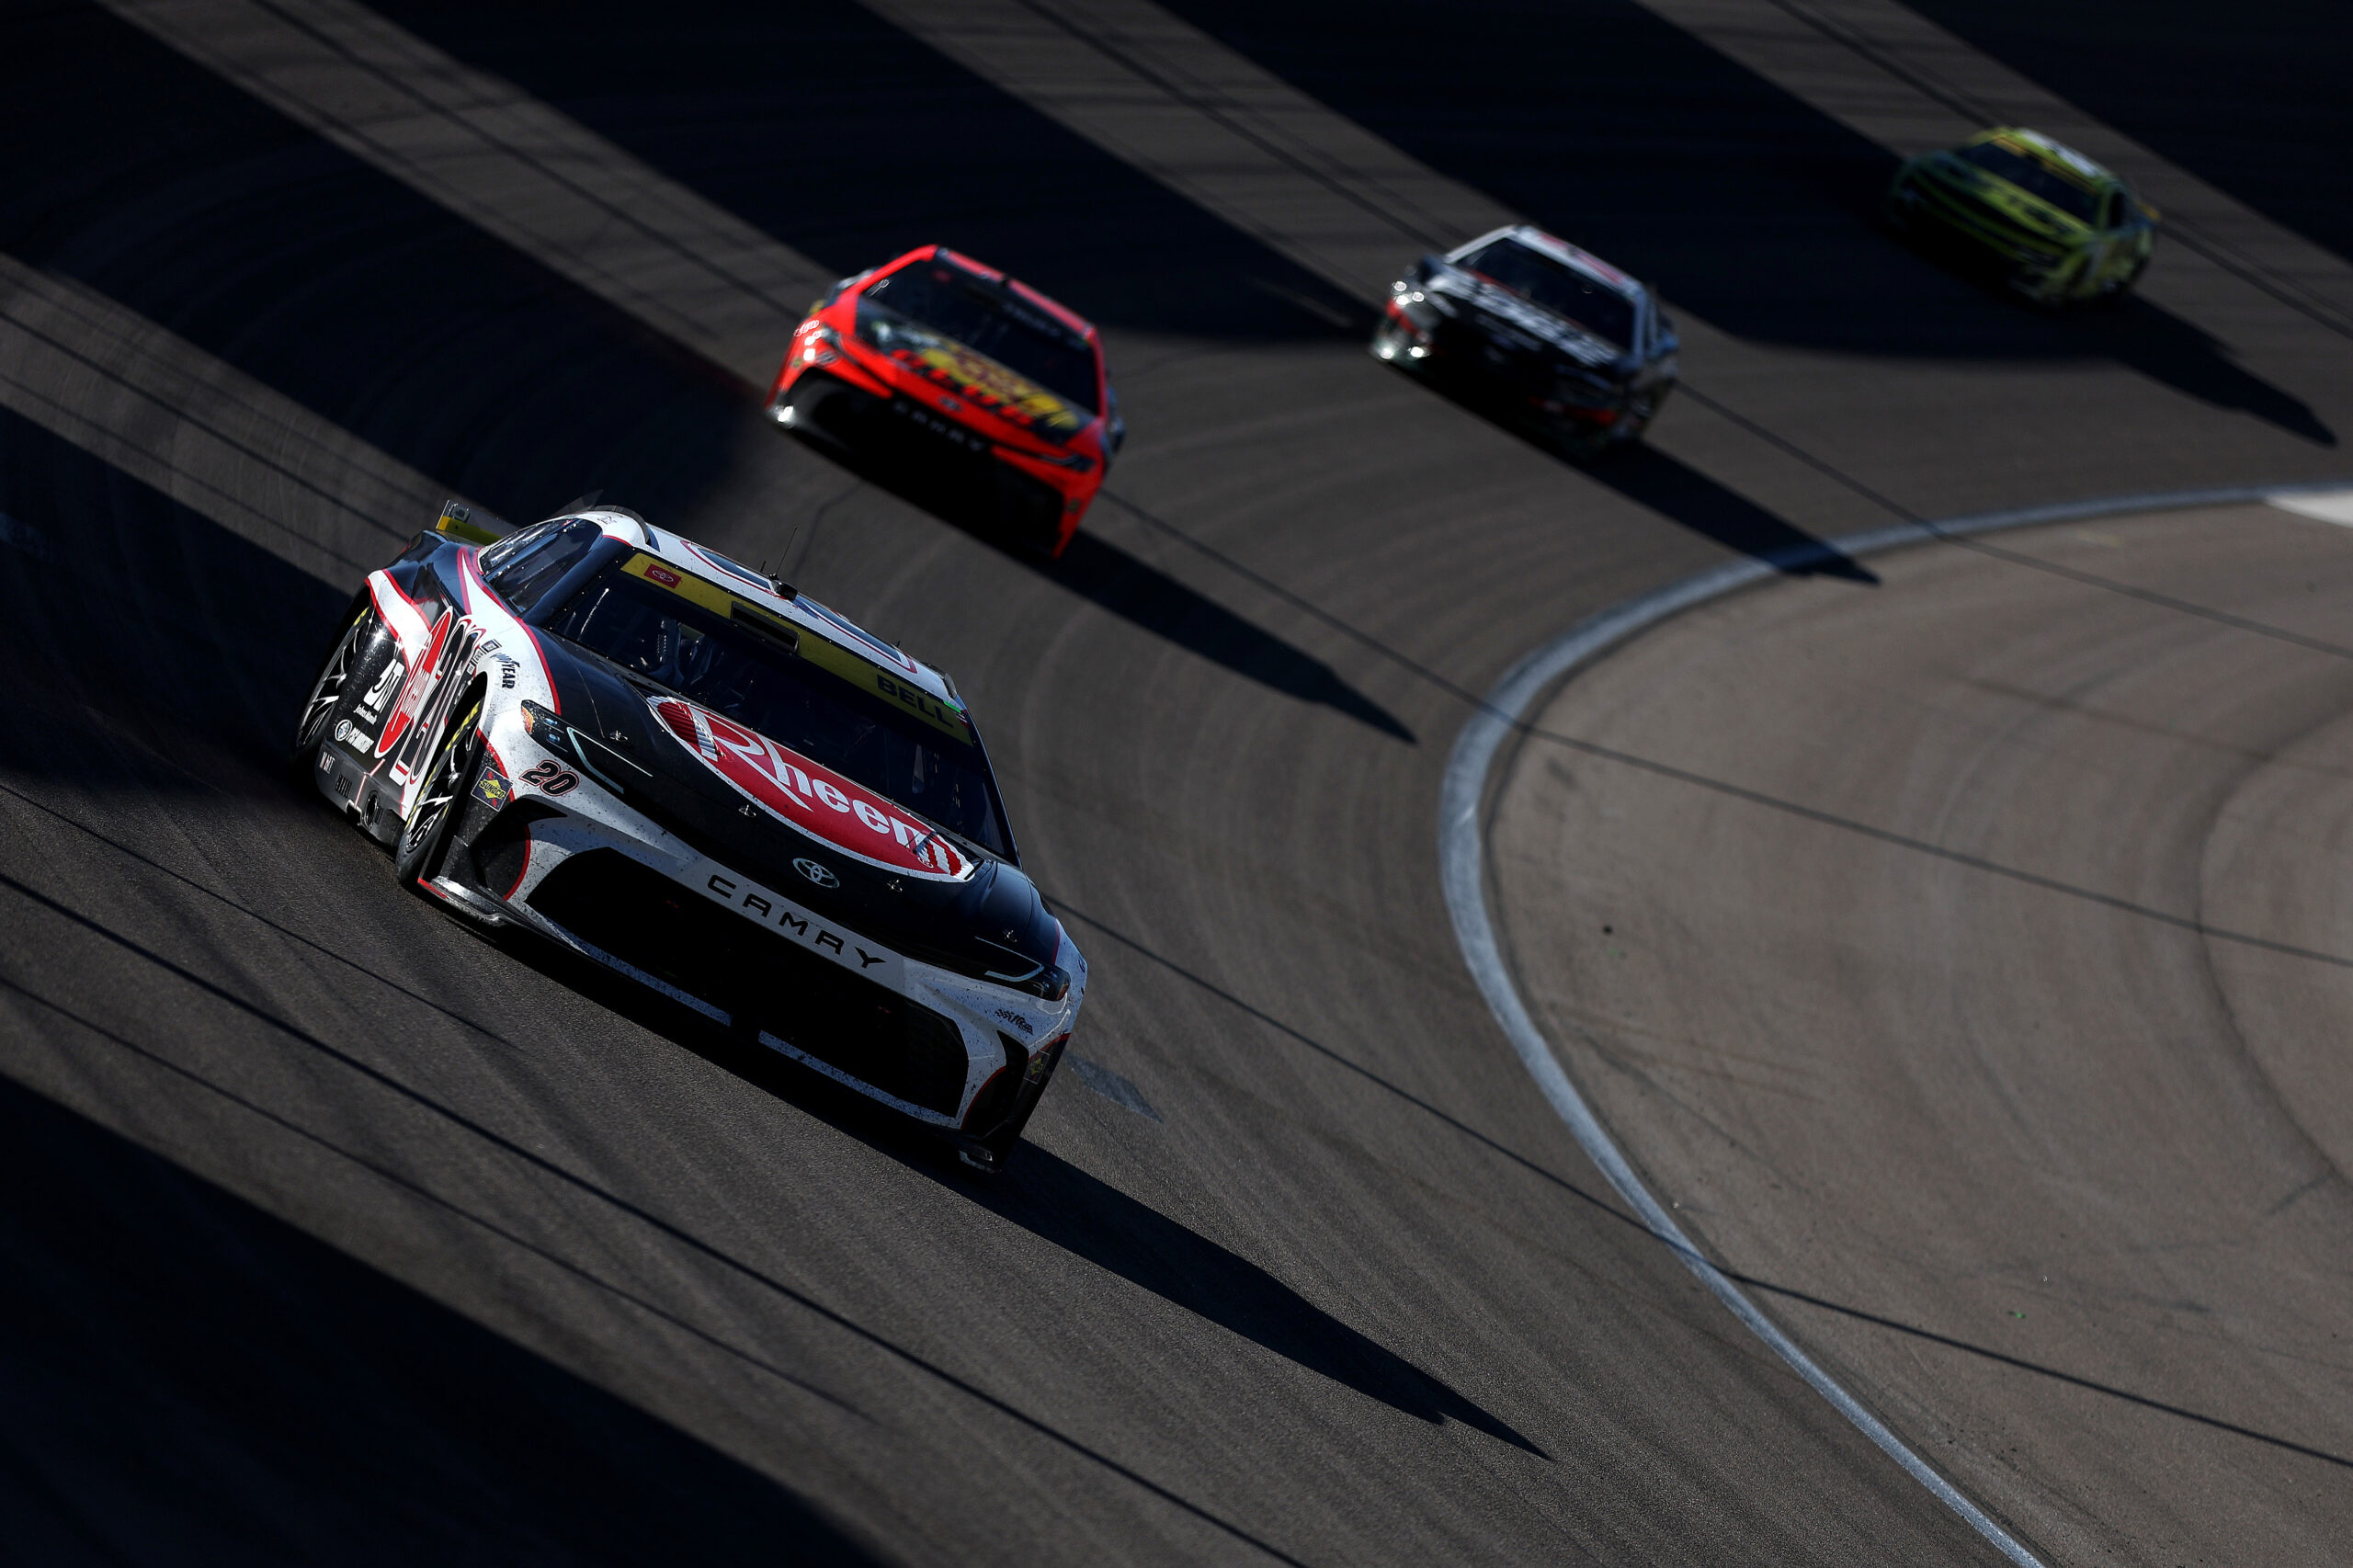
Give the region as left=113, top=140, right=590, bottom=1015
left=1413, top=254, right=1445, bottom=284
left=1105, top=387, right=1127, bottom=457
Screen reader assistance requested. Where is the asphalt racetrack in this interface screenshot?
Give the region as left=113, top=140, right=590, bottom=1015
left=2, top=3, right=2348, bottom=1564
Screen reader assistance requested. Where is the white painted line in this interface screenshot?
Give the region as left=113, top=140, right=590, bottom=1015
left=1438, top=478, right=2350, bottom=1568
left=2268, top=490, right=2353, bottom=527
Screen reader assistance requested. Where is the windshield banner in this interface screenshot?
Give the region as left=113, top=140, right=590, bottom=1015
left=648, top=695, right=975, bottom=881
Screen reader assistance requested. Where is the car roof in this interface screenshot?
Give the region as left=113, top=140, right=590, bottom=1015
left=1449, top=224, right=1648, bottom=301
left=571, top=509, right=966, bottom=710
left=1965, top=127, right=2119, bottom=187
left=881, top=244, right=1101, bottom=345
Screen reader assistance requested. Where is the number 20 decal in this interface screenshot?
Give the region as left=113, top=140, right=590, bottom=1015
left=519, top=760, right=579, bottom=795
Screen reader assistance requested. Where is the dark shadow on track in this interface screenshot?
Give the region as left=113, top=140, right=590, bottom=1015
left=983, top=1148, right=1548, bottom=1456
left=0, top=1074, right=875, bottom=1567
left=2067, top=294, right=2336, bottom=445
left=0, top=876, right=1320, bottom=1568
left=366, top=0, right=1367, bottom=342
left=4, top=4, right=749, bottom=527
left=1374, top=366, right=1880, bottom=580
left=440, top=929, right=1528, bottom=1452
left=782, top=432, right=1415, bottom=740
left=0, top=409, right=349, bottom=769
left=1153, top=0, right=2329, bottom=438
left=1058, top=905, right=2353, bottom=1474
left=1596, top=446, right=1880, bottom=581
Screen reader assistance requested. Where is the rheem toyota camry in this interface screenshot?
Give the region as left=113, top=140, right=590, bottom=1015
left=1373, top=224, right=1678, bottom=457
left=768, top=245, right=1124, bottom=557
left=293, top=500, right=1086, bottom=1173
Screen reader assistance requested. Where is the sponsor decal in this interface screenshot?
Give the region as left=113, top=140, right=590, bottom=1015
left=332, top=718, right=377, bottom=750
left=643, top=562, right=683, bottom=588
left=649, top=695, right=974, bottom=880
left=472, top=761, right=511, bottom=810
left=793, top=858, right=839, bottom=889
left=995, top=1008, right=1036, bottom=1036
left=359, top=658, right=404, bottom=715
left=892, top=341, right=1084, bottom=439
left=376, top=608, right=462, bottom=760
left=702, top=870, right=897, bottom=977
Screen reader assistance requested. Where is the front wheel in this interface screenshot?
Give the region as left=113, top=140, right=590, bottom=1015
left=290, top=605, right=374, bottom=776
left=2089, top=251, right=2149, bottom=312
left=393, top=699, right=482, bottom=893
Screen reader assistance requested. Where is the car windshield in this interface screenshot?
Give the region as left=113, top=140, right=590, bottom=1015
left=1954, top=142, right=2103, bottom=222
left=860, top=260, right=1100, bottom=414
left=1457, top=239, right=1637, bottom=348
left=546, top=562, right=1012, bottom=856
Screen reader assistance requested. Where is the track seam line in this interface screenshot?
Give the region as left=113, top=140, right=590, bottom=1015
left=1438, top=479, right=2353, bottom=1568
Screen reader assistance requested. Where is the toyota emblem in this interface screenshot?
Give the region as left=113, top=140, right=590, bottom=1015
left=793, top=858, right=839, bottom=889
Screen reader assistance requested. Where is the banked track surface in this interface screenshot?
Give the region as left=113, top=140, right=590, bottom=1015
left=2, top=2, right=2350, bottom=1563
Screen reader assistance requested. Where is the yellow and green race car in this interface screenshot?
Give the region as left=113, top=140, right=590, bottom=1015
left=1885, top=128, right=2158, bottom=307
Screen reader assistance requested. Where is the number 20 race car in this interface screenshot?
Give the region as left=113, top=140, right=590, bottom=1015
left=293, top=500, right=1086, bottom=1173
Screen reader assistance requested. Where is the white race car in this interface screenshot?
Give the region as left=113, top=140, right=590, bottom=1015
left=293, top=501, right=1084, bottom=1173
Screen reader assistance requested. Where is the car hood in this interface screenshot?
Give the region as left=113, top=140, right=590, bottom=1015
left=540, top=642, right=1065, bottom=983
left=1422, top=257, right=1631, bottom=374
left=1919, top=155, right=2089, bottom=241
left=850, top=301, right=1095, bottom=449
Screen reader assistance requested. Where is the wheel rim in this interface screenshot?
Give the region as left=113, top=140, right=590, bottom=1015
left=296, top=614, right=366, bottom=754
left=404, top=766, right=459, bottom=857
left=402, top=704, right=479, bottom=872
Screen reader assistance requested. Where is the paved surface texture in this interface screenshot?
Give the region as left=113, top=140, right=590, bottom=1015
left=1490, top=504, right=2353, bottom=1565
left=0, top=2, right=2347, bottom=1562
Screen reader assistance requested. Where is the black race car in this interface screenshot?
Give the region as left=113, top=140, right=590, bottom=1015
left=1373, top=224, right=1678, bottom=455
left=291, top=500, right=1086, bottom=1174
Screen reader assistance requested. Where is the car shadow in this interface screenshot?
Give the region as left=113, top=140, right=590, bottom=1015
left=977, top=1144, right=1549, bottom=1455
left=785, top=431, right=1415, bottom=741
left=1383, top=368, right=1880, bottom=580
left=476, top=935, right=1540, bottom=1457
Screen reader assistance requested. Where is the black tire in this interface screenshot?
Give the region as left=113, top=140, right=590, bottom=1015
left=957, top=1034, right=1070, bottom=1176
left=290, top=605, right=373, bottom=775
left=393, top=699, right=482, bottom=893
left=2089, top=251, right=2149, bottom=312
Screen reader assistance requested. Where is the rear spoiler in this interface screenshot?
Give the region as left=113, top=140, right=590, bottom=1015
left=432, top=498, right=514, bottom=546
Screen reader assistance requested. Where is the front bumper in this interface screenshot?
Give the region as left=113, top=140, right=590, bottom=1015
left=444, top=719, right=1085, bottom=1140
left=1373, top=295, right=1657, bottom=442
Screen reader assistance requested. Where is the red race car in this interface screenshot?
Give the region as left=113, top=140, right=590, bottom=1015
left=768, top=246, right=1124, bottom=557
